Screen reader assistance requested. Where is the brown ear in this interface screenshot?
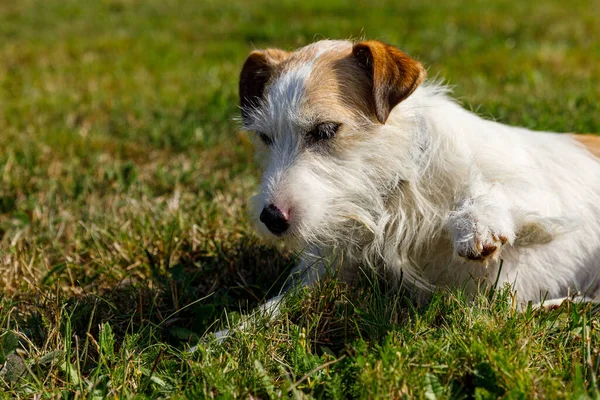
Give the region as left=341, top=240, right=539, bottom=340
left=352, top=40, right=426, bottom=123
left=239, top=49, right=289, bottom=121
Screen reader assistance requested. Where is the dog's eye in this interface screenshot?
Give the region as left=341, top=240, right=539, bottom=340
left=256, top=132, right=273, bottom=146
left=307, top=122, right=340, bottom=144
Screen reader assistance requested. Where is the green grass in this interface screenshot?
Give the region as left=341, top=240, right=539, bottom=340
left=0, top=0, right=599, bottom=397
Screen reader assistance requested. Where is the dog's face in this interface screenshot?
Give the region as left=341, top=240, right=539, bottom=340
left=239, top=40, right=426, bottom=246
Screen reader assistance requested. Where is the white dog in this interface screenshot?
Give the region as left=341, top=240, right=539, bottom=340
left=238, top=39, right=600, bottom=316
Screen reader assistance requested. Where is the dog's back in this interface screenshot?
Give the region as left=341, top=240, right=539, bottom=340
left=573, top=134, right=600, bottom=157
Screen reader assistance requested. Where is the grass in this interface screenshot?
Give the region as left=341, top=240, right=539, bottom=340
left=0, top=0, right=599, bottom=397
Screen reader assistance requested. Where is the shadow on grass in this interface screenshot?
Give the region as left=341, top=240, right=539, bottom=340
left=14, top=242, right=430, bottom=358
left=8, top=234, right=464, bottom=373
left=17, top=236, right=297, bottom=352
left=157, top=236, right=297, bottom=339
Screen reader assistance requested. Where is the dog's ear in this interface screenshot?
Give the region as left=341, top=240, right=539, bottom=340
left=352, top=40, right=426, bottom=124
left=239, top=49, right=289, bottom=120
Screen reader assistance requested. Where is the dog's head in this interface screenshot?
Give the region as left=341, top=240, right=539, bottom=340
left=239, top=40, right=426, bottom=246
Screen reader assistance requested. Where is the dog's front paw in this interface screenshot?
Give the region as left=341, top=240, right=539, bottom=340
left=454, top=229, right=509, bottom=262
left=448, top=198, right=515, bottom=263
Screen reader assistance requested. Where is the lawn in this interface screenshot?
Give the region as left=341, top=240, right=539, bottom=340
left=1, top=0, right=599, bottom=397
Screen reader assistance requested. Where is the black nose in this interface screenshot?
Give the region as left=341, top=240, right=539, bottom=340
left=260, top=204, right=289, bottom=235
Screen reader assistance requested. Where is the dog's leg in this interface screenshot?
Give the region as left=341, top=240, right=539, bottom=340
left=447, top=181, right=516, bottom=263
left=211, top=247, right=331, bottom=343
left=211, top=294, right=285, bottom=343
left=532, top=296, right=598, bottom=311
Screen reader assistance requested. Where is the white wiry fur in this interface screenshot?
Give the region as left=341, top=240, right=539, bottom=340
left=243, top=40, right=600, bottom=311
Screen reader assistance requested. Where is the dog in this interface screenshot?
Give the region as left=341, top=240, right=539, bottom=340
left=236, top=39, right=600, bottom=324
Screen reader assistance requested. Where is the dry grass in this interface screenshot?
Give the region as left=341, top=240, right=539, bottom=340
left=1, top=0, right=599, bottom=397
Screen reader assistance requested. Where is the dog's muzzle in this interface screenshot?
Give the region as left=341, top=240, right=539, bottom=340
left=260, top=204, right=289, bottom=236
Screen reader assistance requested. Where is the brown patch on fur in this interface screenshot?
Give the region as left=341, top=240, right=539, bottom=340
left=571, top=134, right=600, bottom=158
left=239, top=49, right=289, bottom=120
left=303, top=44, right=376, bottom=125
left=352, top=40, right=426, bottom=123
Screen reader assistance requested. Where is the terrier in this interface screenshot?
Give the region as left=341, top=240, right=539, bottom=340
left=238, top=39, right=600, bottom=316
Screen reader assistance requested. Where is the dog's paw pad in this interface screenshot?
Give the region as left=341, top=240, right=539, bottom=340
left=468, top=241, right=497, bottom=259
left=456, top=232, right=507, bottom=263
left=493, top=234, right=508, bottom=245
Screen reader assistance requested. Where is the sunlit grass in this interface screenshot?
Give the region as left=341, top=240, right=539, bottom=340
left=0, top=0, right=599, bottom=397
